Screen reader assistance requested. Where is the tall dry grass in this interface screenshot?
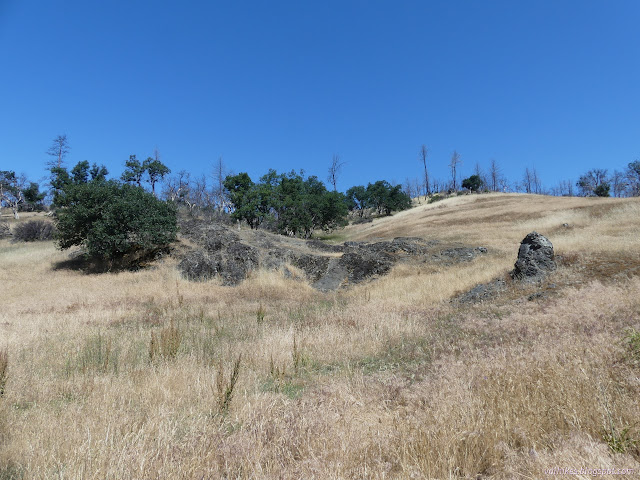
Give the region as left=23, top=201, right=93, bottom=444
left=1, top=194, right=639, bottom=478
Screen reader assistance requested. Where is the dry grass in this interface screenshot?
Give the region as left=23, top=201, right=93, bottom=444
left=1, top=194, right=640, bottom=478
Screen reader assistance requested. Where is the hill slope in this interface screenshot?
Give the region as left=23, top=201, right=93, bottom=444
left=1, top=195, right=639, bottom=479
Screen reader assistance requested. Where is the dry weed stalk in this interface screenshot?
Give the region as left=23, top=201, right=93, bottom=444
left=216, top=354, right=242, bottom=413
left=0, top=349, right=7, bottom=397
left=256, top=302, right=266, bottom=324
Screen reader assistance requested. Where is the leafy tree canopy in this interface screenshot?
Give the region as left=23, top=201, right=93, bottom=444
left=356, top=180, right=412, bottom=216
left=52, top=161, right=177, bottom=266
left=55, top=179, right=177, bottom=264
left=462, top=174, right=484, bottom=192
left=224, top=170, right=348, bottom=237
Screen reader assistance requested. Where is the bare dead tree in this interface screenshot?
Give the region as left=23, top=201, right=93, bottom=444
left=327, top=154, right=345, bottom=191
left=211, top=156, right=229, bottom=212
left=473, top=161, right=488, bottom=191
left=489, top=159, right=502, bottom=191
left=419, top=145, right=430, bottom=196
left=449, top=151, right=461, bottom=191
left=611, top=170, right=628, bottom=198
left=522, top=167, right=533, bottom=194
left=162, top=170, right=190, bottom=203
left=532, top=167, right=542, bottom=194
left=46, top=134, right=70, bottom=169
left=191, top=174, right=211, bottom=212
left=0, top=171, right=27, bottom=219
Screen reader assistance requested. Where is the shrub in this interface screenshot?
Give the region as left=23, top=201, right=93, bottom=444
left=462, top=175, right=484, bottom=192
left=12, top=220, right=56, bottom=242
left=55, top=180, right=177, bottom=266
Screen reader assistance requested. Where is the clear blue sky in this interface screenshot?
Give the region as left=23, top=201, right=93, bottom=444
left=1, top=0, right=638, bottom=192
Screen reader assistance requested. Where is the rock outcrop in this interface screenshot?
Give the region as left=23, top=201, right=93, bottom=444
left=177, top=220, right=488, bottom=290
left=511, top=231, right=556, bottom=282
left=455, top=232, right=556, bottom=304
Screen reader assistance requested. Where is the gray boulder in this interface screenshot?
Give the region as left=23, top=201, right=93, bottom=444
left=511, top=232, right=556, bottom=282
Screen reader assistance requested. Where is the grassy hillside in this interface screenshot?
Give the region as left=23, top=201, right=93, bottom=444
left=1, top=195, right=639, bottom=479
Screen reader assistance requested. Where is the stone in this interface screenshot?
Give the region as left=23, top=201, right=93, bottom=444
left=177, top=220, right=486, bottom=290
left=511, top=231, right=556, bottom=282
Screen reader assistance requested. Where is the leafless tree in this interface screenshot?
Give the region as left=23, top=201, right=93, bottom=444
left=419, top=145, right=430, bottom=196
left=327, top=154, right=345, bottom=191
left=473, top=161, right=489, bottom=191
left=449, top=151, right=461, bottom=190
left=520, top=167, right=536, bottom=194
left=404, top=177, right=416, bottom=200
left=489, top=159, right=502, bottom=192
left=611, top=170, right=628, bottom=198
left=576, top=169, right=609, bottom=196
left=162, top=170, right=190, bottom=203
left=432, top=178, right=441, bottom=194
left=190, top=174, right=211, bottom=212
left=627, top=161, right=640, bottom=196
left=211, top=156, right=229, bottom=212
left=46, top=134, right=70, bottom=168
left=532, top=167, right=542, bottom=194
left=0, top=171, right=27, bottom=219
left=552, top=180, right=573, bottom=197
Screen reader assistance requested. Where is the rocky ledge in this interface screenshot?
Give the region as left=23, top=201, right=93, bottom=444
left=177, top=220, right=488, bottom=290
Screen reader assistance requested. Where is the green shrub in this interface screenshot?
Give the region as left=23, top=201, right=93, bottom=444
left=12, top=220, right=56, bottom=242
left=55, top=180, right=177, bottom=266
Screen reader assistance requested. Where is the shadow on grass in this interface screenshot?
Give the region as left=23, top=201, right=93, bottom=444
left=52, top=248, right=171, bottom=274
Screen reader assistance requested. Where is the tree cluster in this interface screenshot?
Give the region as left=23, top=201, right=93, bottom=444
left=224, top=169, right=348, bottom=238
left=121, top=154, right=171, bottom=194
left=573, top=163, right=640, bottom=198
left=346, top=181, right=412, bottom=218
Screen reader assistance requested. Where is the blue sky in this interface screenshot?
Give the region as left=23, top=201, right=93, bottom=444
left=1, top=0, right=638, bottom=192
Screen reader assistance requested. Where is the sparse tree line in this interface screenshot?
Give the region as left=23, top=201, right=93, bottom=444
left=402, top=144, right=640, bottom=200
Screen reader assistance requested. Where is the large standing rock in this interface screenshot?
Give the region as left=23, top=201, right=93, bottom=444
left=511, top=232, right=556, bottom=282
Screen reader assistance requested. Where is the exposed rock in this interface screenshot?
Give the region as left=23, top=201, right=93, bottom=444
left=179, top=250, right=220, bottom=281
left=221, top=243, right=259, bottom=285
left=455, top=278, right=506, bottom=304
left=440, top=247, right=477, bottom=262
left=511, top=231, right=556, bottom=282
left=291, top=254, right=331, bottom=282
left=177, top=221, right=488, bottom=290
left=179, top=241, right=258, bottom=286
left=339, top=251, right=393, bottom=283
left=312, top=258, right=348, bottom=291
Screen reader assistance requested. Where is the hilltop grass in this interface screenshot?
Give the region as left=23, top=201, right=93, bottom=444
left=1, top=194, right=640, bottom=478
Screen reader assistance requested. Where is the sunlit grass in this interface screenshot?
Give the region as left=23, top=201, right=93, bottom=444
left=1, top=195, right=639, bottom=478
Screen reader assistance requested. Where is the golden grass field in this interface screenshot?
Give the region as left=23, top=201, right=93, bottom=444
left=1, top=193, right=640, bottom=479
